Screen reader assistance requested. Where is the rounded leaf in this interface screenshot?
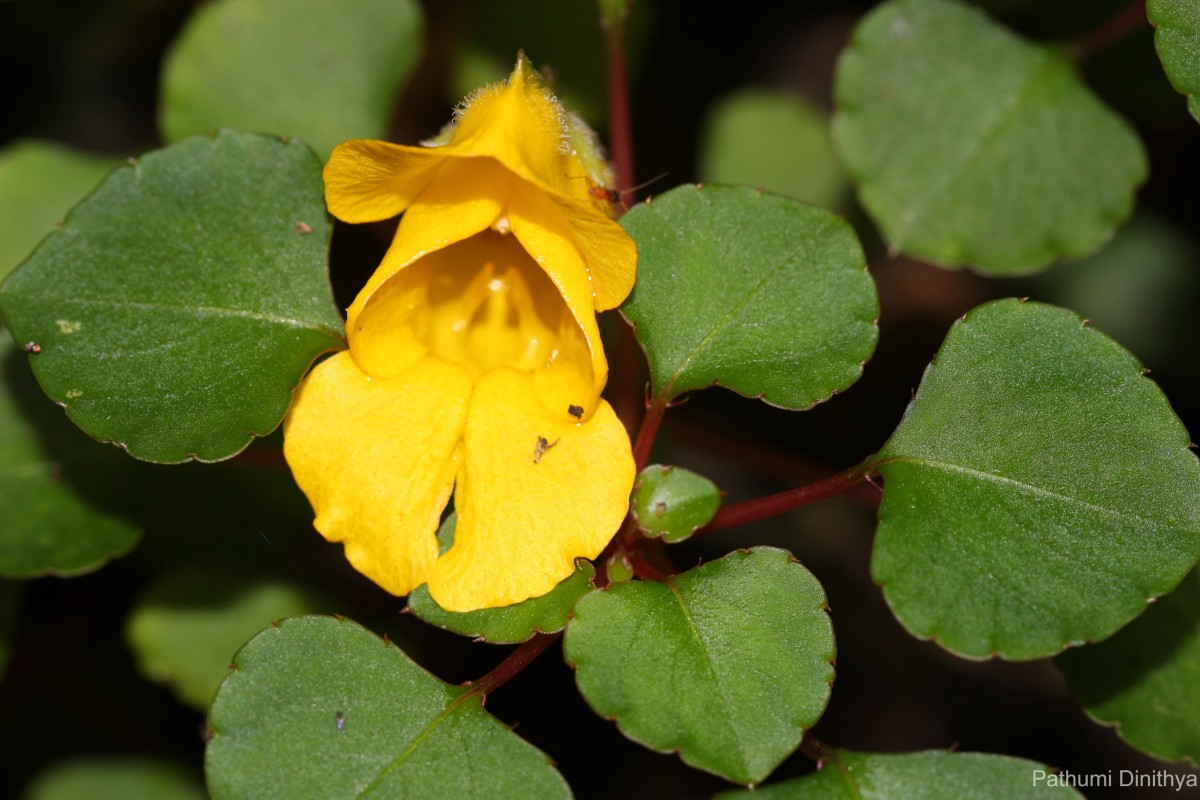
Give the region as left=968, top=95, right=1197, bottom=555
left=0, top=141, right=115, bottom=280
left=0, top=336, right=141, bottom=576
left=716, top=750, right=1085, bottom=799
left=0, top=131, right=345, bottom=463
left=408, top=563, right=596, bottom=645
left=698, top=89, right=847, bottom=210
left=206, top=615, right=570, bottom=800
left=833, top=0, right=1147, bottom=274
left=23, top=758, right=205, bottom=800
left=630, top=464, right=721, bottom=543
left=1149, top=0, right=1200, bottom=123
left=564, top=547, right=836, bottom=785
left=620, top=184, right=878, bottom=409
left=160, top=0, right=424, bottom=160
left=1057, top=567, right=1200, bottom=764
left=873, top=299, right=1200, bottom=659
left=127, top=568, right=323, bottom=710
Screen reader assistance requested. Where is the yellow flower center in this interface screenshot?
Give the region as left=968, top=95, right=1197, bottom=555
left=352, top=229, right=593, bottom=417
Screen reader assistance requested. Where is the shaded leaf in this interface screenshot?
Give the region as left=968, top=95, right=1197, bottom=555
left=23, top=758, right=205, bottom=800
left=206, top=615, right=570, bottom=800
left=0, top=141, right=115, bottom=280
left=716, top=750, right=1085, bottom=799
left=565, top=547, right=835, bottom=785
left=872, top=299, right=1200, bottom=659
left=127, top=567, right=324, bottom=710
left=1057, top=567, right=1200, bottom=764
left=698, top=88, right=847, bottom=210
left=833, top=0, right=1146, bottom=273
left=0, top=336, right=141, bottom=577
left=160, top=0, right=423, bottom=160
left=0, top=131, right=345, bottom=464
left=408, top=514, right=596, bottom=643
left=630, top=464, right=720, bottom=543
left=620, top=184, right=877, bottom=409
left=1148, top=0, right=1200, bottom=123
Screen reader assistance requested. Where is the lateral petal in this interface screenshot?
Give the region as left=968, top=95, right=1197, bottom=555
left=283, top=352, right=473, bottom=596
left=324, top=139, right=445, bottom=223
left=427, top=367, right=634, bottom=611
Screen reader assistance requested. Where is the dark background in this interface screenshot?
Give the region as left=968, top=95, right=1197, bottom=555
left=1, top=0, right=1197, bottom=797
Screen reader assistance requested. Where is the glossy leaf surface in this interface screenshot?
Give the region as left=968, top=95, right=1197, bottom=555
left=565, top=547, right=835, bottom=785
left=0, top=131, right=345, bottom=464
left=620, top=184, right=877, bottom=409
left=630, top=464, right=721, bottom=543
left=206, top=615, right=570, bottom=800
left=1149, top=0, right=1200, bottom=123
left=833, top=0, right=1146, bottom=273
left=873, top=299, right=1200, bottom=659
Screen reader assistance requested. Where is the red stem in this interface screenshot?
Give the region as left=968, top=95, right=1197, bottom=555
left=1072, top=1, right=1147, bottom=61
left=702, top=462, right=877, bottom=534
left=603, top=13, right=636, bottom=207
left=468, top=631, right=562, bottom=698
left=631, top=394, right=666, bottom=471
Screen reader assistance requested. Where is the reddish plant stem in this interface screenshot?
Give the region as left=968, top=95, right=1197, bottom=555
left=701, top=462, right=878, bottom=534
left=600, top=5, right=645, bottom=433
left=1072, top=0, right=1147, bottom=61
left=603, top=13, right=636, bottom=207
left=631, top=394, right=667, bottom=471
left=468, top=631, right=562, bottom=698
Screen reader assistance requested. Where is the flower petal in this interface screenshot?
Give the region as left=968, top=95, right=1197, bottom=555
left=550, top=194, right=638, bottom=312
left=324, top=139, right=445, bottom=223
left=427, top=367, right=634, bottom=611
left=508, top=182, right=608, bottom=403
left=445, top=53, right=594, bottom=203
left=283, top=351, right=473, bottom=596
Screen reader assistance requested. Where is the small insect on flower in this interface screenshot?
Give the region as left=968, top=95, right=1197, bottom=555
left=568, top=404, right=584, bottom=419
left=533, top=435, right=560, bottom=464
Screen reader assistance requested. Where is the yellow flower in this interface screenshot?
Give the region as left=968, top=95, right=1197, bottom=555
left=283, top=55, right=637, bottom=612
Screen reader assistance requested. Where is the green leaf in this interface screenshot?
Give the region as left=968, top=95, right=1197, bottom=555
left=0, top=141, right=115, bottom=281
left=715, top=750, right=1085, bottom=799
left=1019, top=215, right=1198, bottom=367
left=1149, top=0, right=1200, bottom=123
left=127, top=568, right=323, bottom=710
left=0, top=335, right=141, bottom=576
left=1057, top=567, right=1200, bottom=764
left=698, top=89, right=848, bottom=210
left=620, top=184, right=878, bottom=408
left=872, top=299, right=1200, bottom=660
left=23, top=758, right=206, bottom=800
left=0, top=131, right=345, bottom=464
left=630, top=464, right=721, bottom=543
left=408, top=515, right=597, bottom=643
left=564, top=547, right=835, bottom=785
left=206, top=615, right=571, bottom=800
left=160, top=0, right=423, bottom=161
left=833, top=0, right=1147, bottom=274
